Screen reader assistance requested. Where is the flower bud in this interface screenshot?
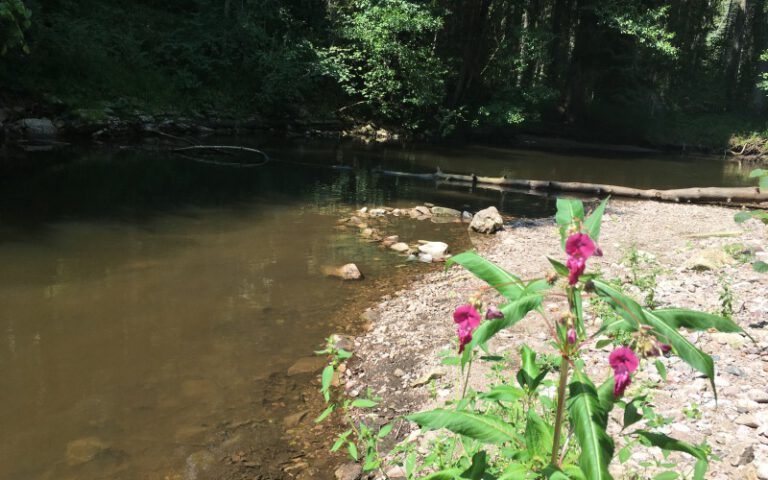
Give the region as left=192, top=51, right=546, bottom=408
left=485, top=306, right=504, bottom=320
left=567, top=328, right=577, bottom=345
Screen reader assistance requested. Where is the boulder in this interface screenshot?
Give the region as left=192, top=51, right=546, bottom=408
left=418, top=242, right=448, bottom=258
left=11, top=118, right=57, bottom=139
left=431, top=206, right=461, bottom=217
left=469, top=206, right=504, bottom=234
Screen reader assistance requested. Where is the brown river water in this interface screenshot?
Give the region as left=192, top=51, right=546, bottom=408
left=0, top=139, right=752, bottom=479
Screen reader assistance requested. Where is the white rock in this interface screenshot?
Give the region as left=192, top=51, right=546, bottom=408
left=418, top=242, right=448, bottom=257
left=469, top=206, right=504, bottom=234
left=390, top=242, right=410, bottom=253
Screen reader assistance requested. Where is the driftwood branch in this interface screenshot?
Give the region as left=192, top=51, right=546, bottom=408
left=380, top=168, right=768, bottom=208
left=171, top=145, right=270, bottom=167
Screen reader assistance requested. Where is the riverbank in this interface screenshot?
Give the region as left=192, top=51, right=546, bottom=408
left=342, top=199, right=768, bottom=479
left=2, top=95, right=767, bottom=164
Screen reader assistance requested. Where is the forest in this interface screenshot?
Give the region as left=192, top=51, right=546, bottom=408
left=1, top=0, right=767, bottom=147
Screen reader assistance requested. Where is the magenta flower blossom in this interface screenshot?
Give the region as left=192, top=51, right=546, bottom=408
left=565, top=233, right=601, bottom=285
left=566, top=328, right=577, bottom=344
left=454, top=304, right=481, bottom=353
left=609, top=347, right=639, bottom=397
left=485, top=306, right=504, bottom=320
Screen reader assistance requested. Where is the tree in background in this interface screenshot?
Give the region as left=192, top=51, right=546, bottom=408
left=0, top=0, right=30, bottom=55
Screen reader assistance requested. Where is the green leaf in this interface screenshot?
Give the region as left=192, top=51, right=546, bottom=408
left=592, top=280, right=641, bottom=329
left=693, top=459, right=708, bottom=480
left=760, top=176, right=768, bottom=190
left=595, top=339, right=612, bottom=349
left=556, top=198, right=585, bottom=246
left=653, top=472, right=678, bottom=480
left=407, top=409, right=518, bottom=444
left=331, top=430, right=352, bottom=452
left=623, top=398, right=643, bottom=430
left=446, top=251, right=524, bottom=300
left=421, top=470, right=462, bottom=480
left=524, top=409, right=553, bottom=459
left=754, top=261, right=768, bottom=273
left=516, top=345, right=549, bottom=393
left=461, top=451, right=487, bottom=480
left=463, top=295, right=542, bottom=365
left=567, top=368, right=614, bottom=480
left=378, top=423, right=393, bottom=438
left=653, top=309, right=752, bottom=340
left=347, top=441, right=358, bottom=460
left=548, top=257, right=570, bottom=276
left=315, top=403, right=336, bottom=423
left=337, top=348, right=353, bottom=359
left=498, top=464, right=528, bottom=480
left=596, top=377, right=616, bottom=423
left=734, top=211, right=754, bottom=223
left=321, top=365, right=334, bottom=401
left=641, top=310, right=717, bottom=399
left=350, top=399, right=378, bottom=408
left=634, top=431, right=707, bottom=460
left=562, top=464, right=587, bottom=480
left=480, top=385, right=526, bottom=403
left=618, top=446, right=631, bottom=463
left=749, top=168, right=768, bottom=178
left=584, top=197, right=609, bottom=242
left=655, top=359, right=667, bottom=381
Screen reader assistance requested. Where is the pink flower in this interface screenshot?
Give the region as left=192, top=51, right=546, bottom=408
left=565, top=233, right=601, bottom=285
left=485, top=306, right=504, bottom=320
left=609, top=347, right=639, bottom=397
left=454, top=304, right=481, bottom=353
left=567, top=328, right=577, bottom=344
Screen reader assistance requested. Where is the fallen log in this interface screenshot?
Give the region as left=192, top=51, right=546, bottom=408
left=434, top=169, right=768, bottom=204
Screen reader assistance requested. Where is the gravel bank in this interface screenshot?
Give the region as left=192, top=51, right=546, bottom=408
left=344, top=199, right=768, bottom=479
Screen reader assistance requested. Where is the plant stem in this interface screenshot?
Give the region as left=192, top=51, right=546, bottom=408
left=550, top=356, right=570, bottom=466
left=461, top=358, right=473, bottom=399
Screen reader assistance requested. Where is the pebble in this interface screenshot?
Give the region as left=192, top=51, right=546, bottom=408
left=749, top=389, right=768, bottom=404
left=737, top=415, right=759, bottom=428
left=758, top=463, right=768, bottom=480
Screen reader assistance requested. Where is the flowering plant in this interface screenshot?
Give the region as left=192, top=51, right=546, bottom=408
left=319, top=198, right=750, bottom=479
left=402, top=198, right=751, bottom=479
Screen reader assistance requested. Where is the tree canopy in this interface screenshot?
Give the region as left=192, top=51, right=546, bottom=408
left=1, top=0, right=767, bottom=143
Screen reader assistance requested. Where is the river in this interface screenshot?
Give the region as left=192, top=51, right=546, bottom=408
left=0, top=139, right=752, bottom=479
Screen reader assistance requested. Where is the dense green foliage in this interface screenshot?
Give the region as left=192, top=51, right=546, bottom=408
left=1, top=0, right=767, bottom=143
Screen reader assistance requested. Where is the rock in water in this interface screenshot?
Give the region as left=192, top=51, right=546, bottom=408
left=287, top=356, right=328, bottom=376
left=469, top=206, right=504, bottom=234
left=418, top=242, right=448, bottom=258
left=325, top=263, right=363, bottom=280
left=11, top=118, right=57, bottom=139
left=66, top=437, right=109, bottom=465
left=390, top=242, right=410, bottom=253
left=431, top=206, right=461, bottom=217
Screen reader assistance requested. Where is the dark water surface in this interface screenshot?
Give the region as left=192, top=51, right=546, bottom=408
left=0, top=140, right=752, bottom=479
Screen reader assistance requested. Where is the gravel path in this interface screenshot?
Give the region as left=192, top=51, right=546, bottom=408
left=344, top=200, right=768, bottom=479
